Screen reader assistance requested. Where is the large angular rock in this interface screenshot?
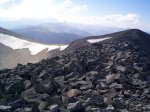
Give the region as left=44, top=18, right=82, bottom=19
left=49, top=104, right=60, bottom=112
left=105, top=88, right=117, bottom=101
left=4, top=81, right=23, bottom=94
left=14, top=108, right=26, bottom=112
left=54, top=76, right=65, bottom=88
left=0, top=105, right=12, bottom=112
left=34, top=79, right=59, bottom=95
left=38, top=101, right=47, bottom=111
left=106, top=105, right=115, bottom=111
left=89, top=94, right=104, bottom=107
left=9, top=99, right=29, bottom=110
left=112, top=97, right=125, bottom=109
left=65, top=59, right=86, bottom=74
left=65, top=72, right=77, bottom=80
left=116, top=66, right=126, bottom=73
left=0, top=82, right=4, bottom=97
left=45, top=96, right=63, bottom=106
left=67, top=89, right=81, bottom=97
left=59, top=107, right=70, bottom=112
left=67, top=101, right=85, bottom=112
left=38, top=70, right=49, bottom=79
left=84, top=92, right=105, bottom=107
left=109, top=83, right=123, bottom=90
left=31, top=104, right=40, bottom=112
left=106, top=74, right=120, bottom=84
left=23, top=80, right=32, bottom=90
left=21, top=88, right=42, bottom=103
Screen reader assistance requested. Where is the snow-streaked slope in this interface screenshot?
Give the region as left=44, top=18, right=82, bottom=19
left=87, top=37, right=112, bottom=43
left=60, top=45, right=68, bottom=51
left=0, top=34, right=68, bottom=55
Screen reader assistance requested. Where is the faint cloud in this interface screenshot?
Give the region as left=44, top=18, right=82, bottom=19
left=0, top=0, right=87, bottom=20
left=0, top=0, right=11, bottom=5
left=0, top=0, right=142, bottom=29
left=0, top=0, right=22, bottom=8
left=66, top=13, right=141, bottom=29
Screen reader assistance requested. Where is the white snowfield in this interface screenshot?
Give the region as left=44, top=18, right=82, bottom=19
left=0, top=34, right=68, bottom=55
left=87, top=37, right=112, bottom=43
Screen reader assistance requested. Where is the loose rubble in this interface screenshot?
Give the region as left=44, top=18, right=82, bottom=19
left=0, top=29, right=150, bottom=112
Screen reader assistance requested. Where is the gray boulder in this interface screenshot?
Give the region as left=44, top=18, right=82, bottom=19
left=67, top=101, right=85, bottom=112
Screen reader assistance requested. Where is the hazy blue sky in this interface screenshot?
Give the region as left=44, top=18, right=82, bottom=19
left=0, top=0, right=149, bottom=30
left=73, top=0, right=150, bottom=22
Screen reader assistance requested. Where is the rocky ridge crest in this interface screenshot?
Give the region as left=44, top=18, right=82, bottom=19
left=0, top=29, right=150, bottom=112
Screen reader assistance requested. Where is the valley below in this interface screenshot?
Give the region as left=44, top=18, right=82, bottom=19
left=0, top=27, right=68, bottom=69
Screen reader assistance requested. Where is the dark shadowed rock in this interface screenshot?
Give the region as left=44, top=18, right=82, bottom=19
left=34, top=79, right=59, bottom=95
left=45, top=96, right=63, bottom=106
left=8, top=99, right=29, bottom=110
left=31, top=104, right=40, bottom=112
left=4, top=81, right=23, bottom=94
left=112, top=97, right=125, bottom=109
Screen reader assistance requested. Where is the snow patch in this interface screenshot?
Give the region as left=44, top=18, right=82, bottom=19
left=87, top=37, right=112, bottom=43
left=0, top=33, right=68, bottom=55
left=60, top=45, right=68, bottom=51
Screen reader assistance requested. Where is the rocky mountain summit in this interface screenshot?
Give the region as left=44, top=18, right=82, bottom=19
left=0, top=29, right=150, bottom=112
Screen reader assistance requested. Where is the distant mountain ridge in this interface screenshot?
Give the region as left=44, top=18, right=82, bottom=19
left=13, top=23, right=91, bottom=44
left=0, top=27, right=22, bottom=37
left=0, top=27, right=68, bottom=69
left=13, top=27, right=83, bottom=44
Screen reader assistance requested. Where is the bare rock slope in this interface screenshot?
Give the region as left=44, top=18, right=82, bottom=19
left=0, top=29, right=150, bottom=112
